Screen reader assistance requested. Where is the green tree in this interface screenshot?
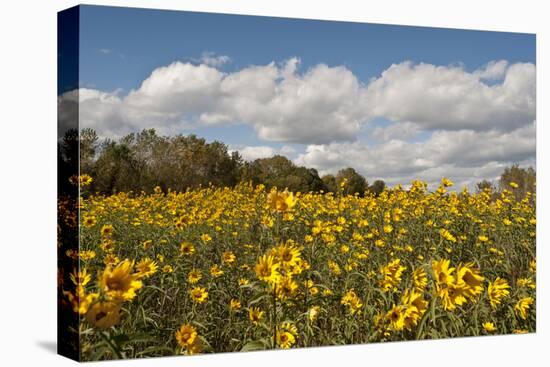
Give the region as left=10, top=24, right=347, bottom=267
left=321, top=174, right=338, bottom=193
left=499, top=164, right=536, bottom=200
left=368, top=180, right=386, bottom=196
left=241, top=155, right=326, bottom=192
left=475, top=179, right=496, bottom=194
left=336, top=167, right=368, bottom=196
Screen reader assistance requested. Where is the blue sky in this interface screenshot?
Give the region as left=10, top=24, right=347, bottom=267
left=65, top=5, right=536, bottom=188
left=78, top=5, right=535, bottom=91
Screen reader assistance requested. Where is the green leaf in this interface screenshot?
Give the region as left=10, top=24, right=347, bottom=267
left=248, top=292, right=269, bottom=306
left=111, top=334, right=130, bottom=346
left=240, top=340, right=267, bottom=352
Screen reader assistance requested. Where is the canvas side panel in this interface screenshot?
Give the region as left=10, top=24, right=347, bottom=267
left=57, top=5, right=81, bottom=362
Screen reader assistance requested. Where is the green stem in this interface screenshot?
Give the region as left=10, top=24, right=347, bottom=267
left=272, top=284, right=277, bottom=348
left=100, top=331, right=123, bottom=359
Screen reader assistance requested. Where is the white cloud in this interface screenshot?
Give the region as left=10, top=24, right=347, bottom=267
left=70, top=58, right=367, bottom=144
left=229, top=144, right=298, bottom=161
left=371, top=121, right=420, bottom=142
left=231, top=145, right=277, bottom=161
left=474, top=60, right=509, bottom=80
left=58, top=57, right=536, bottom=186
left=364, top=61, right=535, bottom=132
left=295, top=122, right=535, bottom=189
left=68, top=58, right=535, bottom=143
left=199, top=52, right=231, bottom=68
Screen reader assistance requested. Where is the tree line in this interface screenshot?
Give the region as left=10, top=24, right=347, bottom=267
left=59, top=128, right=535, bottom=198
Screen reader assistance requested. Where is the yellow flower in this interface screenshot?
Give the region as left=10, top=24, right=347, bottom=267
left=401, top=289, right=428, bottom=329
left=276, top=322, right=298, bottom=348
left=79, top=174, right=93, bottom=186
left=100, top=224, right=114, bottom=238
left=441, top=178, right=454, bottom=187
left=529, top=259, right=536, bottom=273
left=455, top=262, right=484, bottom=300
left=308, top=306, right=320, bottom=322
left=222, top=251, right=236, bottom=264
left=271, top=241, right=302, bottom=270
left=100, top=239, right=116, bottom=252
left=175, top=324, right=198, bottom=348
left=439, top=282, right=468, bottom=311
left=341, top=289, right=363, bottom=315
left=179, top=242, right=195, bottom=256
left=103, top=253, right=120, bottom=267
left=276, top=331, right=296, bottom=349
left=276, top=276, right=299, bottom=300
left=136, top=257, right=158, bottom=278
left=64, top=289, right=98, bottom=315
left=86, top=301, right=121, bottom=329
left=439, top=228, right=457, bottom=243
left=249, top=307, right=264, bottom=325
left=477, top=235, right=489, bottom=243
left=238, top=278, right=249, bottom=286
left=187, top=269, right=202, bottom=284
left=379, top=259, right=406, bottom=292
left=142, top=239, right=153, bottom=250
left=267, top=189, right=297, bottom=212
left=70, top=174, right=93, bottom=186
left=189, top=287, right=208, bottom=304
left=412, top=267, right=428, bottom=292
left=99, top=259, right=143, bottom=301
left=82, top=215, right=96, bottom=227
left=162, top=265, right=173, bottom=273
left=229, top=299, right=241, bottom=310
left=517, top=277, right=536, bottom=289
left=322, top=289, right=333, bottom=296
left=69, top=267, right=91, bottom=287
left=210, top=264, right=224, bottom=277
left=514, top=297, right=534, bottom=320
left=304, top=279, right=319, bottom=295
left=328, top=260, right=341, bottom=275
left=255, top=254, right=280, bottom=284
left=386, top=305, right=406, bottom=331
left=200, top=233, right=212, bottom=242
left=184, top=338, right=203, bottom=355
left=432, top=259, right=455, bottom=289
left=483, top=322, right=496, bottom=332
left=487, top=277, right=510, bottom=308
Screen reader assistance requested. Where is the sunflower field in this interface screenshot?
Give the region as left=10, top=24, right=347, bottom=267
left=59, top=177, right=536, bottom=360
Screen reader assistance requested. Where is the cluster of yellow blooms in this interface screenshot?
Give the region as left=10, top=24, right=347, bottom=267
left=175, top=324, right=203, bottom=355
left=252, top=239, right=307, bottom=348
left=60, top=176, right=535, bottom=360
left=432, top=259, right=484, bottom=311
left=64, top=259, right=146, bottom=329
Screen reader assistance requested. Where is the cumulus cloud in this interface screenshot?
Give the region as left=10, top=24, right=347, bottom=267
left=364, top=61, right=535, bottom=132
left=58, top=56, right=536, bottom=186
left=64, top=57, right=535, bottom=142
left=230, top=145, right=276, bottom=161
left=371, top=121, right=420, bottom=142
left=199, top=52, right=231, bottom=68
left=295, top=122, right=536, bottom=188
left=66, top=57, right=367, bottom=144
left=229, top=144, right=297, bottom=161
left=474, top=60, right=509, bottom=80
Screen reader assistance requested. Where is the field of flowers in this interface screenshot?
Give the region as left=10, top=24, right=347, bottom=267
left=61, top=177, right=536, bottom=360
